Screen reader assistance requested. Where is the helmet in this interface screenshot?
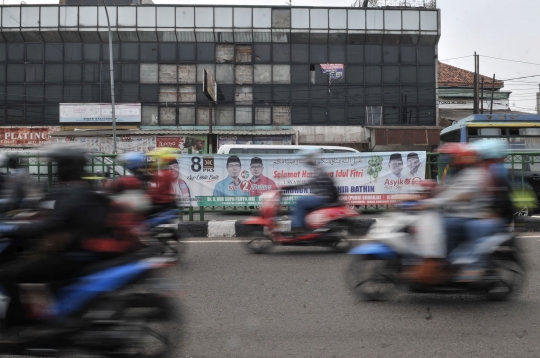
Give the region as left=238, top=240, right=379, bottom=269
left=147, top=147, right=178, bottom=168
left=46, top=144, right=87, bottom=181
left=117, top=152, right=147, bottom=171
left=297, top=147, right=323, bottom=167
left=437, top=143, right=477, bottom=166
left=470, top=140, right=509, bottom=160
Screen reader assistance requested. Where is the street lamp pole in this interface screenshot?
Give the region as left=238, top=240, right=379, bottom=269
left=101, top=0, right=117, bottom=154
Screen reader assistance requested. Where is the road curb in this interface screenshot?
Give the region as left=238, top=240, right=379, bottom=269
left=178, top=218, right=377, bottom=238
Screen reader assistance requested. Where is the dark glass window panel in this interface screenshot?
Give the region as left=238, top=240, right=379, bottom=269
left=0, top=106, right=4, bottom=124
left=401, top=86, right=418, bottom=105
left=329, top=45, right=346, bottom=64
left=160, top=43, right=176, bottom=62
left=418, top=106, right=436, bottom=125
left=418, top=66, right=435, bottom=86
left=292, top=44, right=309, bottom=63
left=196, top=85, right=207, bottom=104
left=254, top=44, right=271, bottom=63
left=64, top=64, right=83, bottom=83
left=272, top=44, right=290, bottom=63
left=383, top=66, right=399, bottom=84
left=102, top=43, right=120, bottom=62
left=122, top=64, right=139, bottom=82
left=121, top=84, right=139, bottom=102
left=197, top=43, right=215, bottom=62
left=27, top=44, right=44, bottom=63
left=418, top=46, right=435, bottom=65
left=329, top=107, right=346, bottom=124
left=64, top=85, right=82, bottom=102
left=310, top=86, right=327, bottom=104
left=418, top=86, right=435, bottom=104
left=64, top=43, right=82, bottom=62
left=311, top=106, right=327, bottom=124
left=216, top=84, right=234, bottom=103
left=273, top=85, right=290, bottom=104
left=0, top=44, right=6, bottom=62
left=401, top=45, right=416, bottom=64
left=347, top=45, right=364, bottom=64
left=7, top=85, right=23, bottom=103
left=365, top=66, right=381, bottom=85
left=84, top=63, right=100, bottom=83
left=347, top=106, right=365, bottom=125
left=82, top=85, right=101, bottom=102
left=25, top=64, right=44, bottom=83
left=401, top=106, right=418, bottom=125
left=383, top=46, right=399, bottom=63
left=84, top=44, right=101, bottom=62
left=8, top=44, right=24, bottom=62
left=383, top=106, right=400, bottom=125
left=0, top=64, right=5, bottom=83
left=253, top=85, right=272, bottom=104
left=101, top=85, right=120, bottom=103
left=26, top=106, right=43, bottom=125
left=44, top=85, right=63, bottom=103
left=291, top=106, right=309, bottom=124
left=44, top=64, right=63, bottom=83
left=45, top=44, right=63, bottom=62
left=44, top=105, right=59, bottom=124
left=25, top=85, right=43, bottom=103
left=365, top=45, right=381, bottom=64
left=178, top=43, right=196, bottom=62
left=291, top=85, right=309, bottom=104
left=347, top=65, right=363, bottom=84
left=347, top=87, right=364, bottom=105
left=6, top=106, right=23, bottom=124
left=313, top=64, right=328, bottom=85
left=383, top=86, right=400, bottom=104
left=401, top=66, right=417, bottom=84
left=101, top=64, right=121, bottom=82
left=121, top=43, right=139, bottom=62
left=140, top=84, right=159, bottom=102
left=140, top=43, right=158, bottom=62
left=328, top=84, right=346, bottom=105
left=291, top=65, right=308, bottom=84
left=0, top=85, right=6, bottom=103
left=7, top=64, right=24, bottom=83
left=310, top=44, right=328, bottom=63
left=366, top=86, right=382, bottom=105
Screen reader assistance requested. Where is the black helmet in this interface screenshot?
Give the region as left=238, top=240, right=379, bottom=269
left=46, top=144, right=87, bottom=182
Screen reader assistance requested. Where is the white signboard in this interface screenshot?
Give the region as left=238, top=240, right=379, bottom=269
left=59, top=103, right=141, bottom=123
left=437, top=99, right=509, bottom=110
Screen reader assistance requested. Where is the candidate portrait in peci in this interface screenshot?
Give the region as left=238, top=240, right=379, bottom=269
left=212, top=155, right=249, bottom=197
left=249, top=157, right=278, bottom=196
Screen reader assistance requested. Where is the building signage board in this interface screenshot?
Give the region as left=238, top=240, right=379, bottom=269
left=175, top=151, right=426, bottom=207
left=59, top=103, right=142, bottom=123
left=0, top=126, right=60, bottom=147
left=156, top=135, right=208, bottom=153
left=202, top=69, right=217, bottom=103
left=217, top=135, right=293, bottom=149
left=320, top=64, right=344, bottom=80
left=437, top=99, right=509, bottom=110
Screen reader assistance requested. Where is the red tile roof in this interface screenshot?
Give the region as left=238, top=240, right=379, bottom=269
left=438, top=62, right=504, bottom=88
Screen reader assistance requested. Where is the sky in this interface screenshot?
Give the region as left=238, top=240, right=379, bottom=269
left=3, top=0, right=540, bottom=113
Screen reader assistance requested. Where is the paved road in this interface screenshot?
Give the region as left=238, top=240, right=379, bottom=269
left=174, top=235, right=540, bottom=358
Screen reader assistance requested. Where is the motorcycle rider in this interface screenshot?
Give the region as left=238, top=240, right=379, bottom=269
left=282, top=148, right=339, bottom=233
left=0, top=144, right=142, bottom=330
left=146, top=148, right=178, bottom=215
left=0, top=154, right=37, bottom=213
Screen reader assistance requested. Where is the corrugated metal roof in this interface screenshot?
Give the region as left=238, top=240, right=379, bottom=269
left=50, top=128, right=296, bottom=137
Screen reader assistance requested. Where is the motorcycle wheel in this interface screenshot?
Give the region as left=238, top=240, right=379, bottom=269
left=345, top=255, right=397, bottom=301
left=486, top=255, right=525, bottom=301
left=330, top=236, right=352, bottom=253
left=245, top=237, right=273, bottom=254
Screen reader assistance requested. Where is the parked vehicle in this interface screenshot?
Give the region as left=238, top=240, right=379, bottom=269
left=242, top=190, right=359, bottom=253
left=217, top=144, right=360, bottom=155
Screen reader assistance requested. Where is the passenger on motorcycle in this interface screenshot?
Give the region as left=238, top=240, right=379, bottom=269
left=0, top=144, right=143, bottom=330
left=146, top=148, right=178, bottom=216
left=281, top=148, right=339, bottom=232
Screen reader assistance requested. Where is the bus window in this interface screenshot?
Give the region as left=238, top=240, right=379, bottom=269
left=246, top=149, right=268, bottom=154
left=229, top=148, right=244, bottom=154
left=479, top=128, right=502, bottom=136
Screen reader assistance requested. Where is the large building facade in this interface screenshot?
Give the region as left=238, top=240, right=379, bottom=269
left=0, top=4, right=440, bottom=151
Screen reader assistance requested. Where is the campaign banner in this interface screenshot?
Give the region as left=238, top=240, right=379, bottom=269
left=177, top=151, right=426, bottom=206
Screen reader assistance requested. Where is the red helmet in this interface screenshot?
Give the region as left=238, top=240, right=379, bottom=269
left=437, top=143, right=477, bottom=165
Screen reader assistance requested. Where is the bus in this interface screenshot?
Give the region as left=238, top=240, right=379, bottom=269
left=217, top=144, right=360, bottom=155
left=440, top=113, right=540, bottom=215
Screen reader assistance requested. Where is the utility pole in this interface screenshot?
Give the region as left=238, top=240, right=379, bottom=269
left=102, top=0, right=117, bottom=154
left=473, top=52, right=478, bottom=114
left=490, top=74, right=495, bottom=115
left=537, top=84, right=540, bottom=114
left=481, top=77, right=484, bottom=114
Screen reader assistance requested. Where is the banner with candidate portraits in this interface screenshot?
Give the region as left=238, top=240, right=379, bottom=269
left=176, top=151, right=427, bottom=207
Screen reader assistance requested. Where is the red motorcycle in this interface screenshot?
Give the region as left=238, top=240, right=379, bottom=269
left=243, top=190, right=360, bottom=253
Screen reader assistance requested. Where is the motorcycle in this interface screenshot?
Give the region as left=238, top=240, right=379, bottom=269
left=345, top=207, right=524, bottom=301
left=0, top=237, right=182, bottom=357
left=243, top=190, right=360, bottom=254
left=146, top=208, right=185, bottom=258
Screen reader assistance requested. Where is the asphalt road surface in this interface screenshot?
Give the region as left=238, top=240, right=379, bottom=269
left=174, top=235, right=540, bottom=358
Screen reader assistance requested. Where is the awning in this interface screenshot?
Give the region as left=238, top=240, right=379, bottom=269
left=50, top=128, right=296, bottom=137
